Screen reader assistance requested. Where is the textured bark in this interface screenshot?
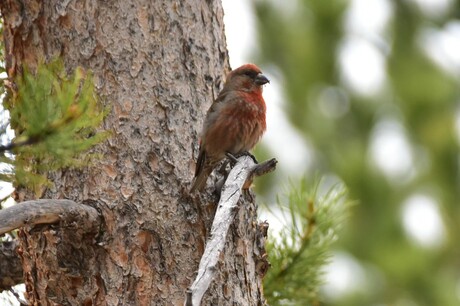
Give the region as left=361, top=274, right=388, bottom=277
left=1, top=0, right=268, bottom=305
left=0, top=240, right=23, bottom=291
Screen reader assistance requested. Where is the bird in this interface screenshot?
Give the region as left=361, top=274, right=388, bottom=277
left=190, top=64, right=269, bottom=193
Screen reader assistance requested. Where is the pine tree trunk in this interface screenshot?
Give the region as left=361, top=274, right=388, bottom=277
left=1, top=0, right=267, bottom=305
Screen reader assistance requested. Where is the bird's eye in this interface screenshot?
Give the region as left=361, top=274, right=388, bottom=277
left=243, top=70, right=257, bottom=78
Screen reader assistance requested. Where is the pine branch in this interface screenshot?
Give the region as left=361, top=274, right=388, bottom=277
left=1, top=59, right=108, bottom=189
left=263, top=180, right=351, bottom=305
left=0, top=135, right=44, bottom=152
left=274, top=199, right=316, bottom=280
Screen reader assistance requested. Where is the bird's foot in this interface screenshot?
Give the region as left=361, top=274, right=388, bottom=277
left=226, top=151, right=258, bottom=165
left=245, top=151, right=258, bottom=164
left=239, top=151, right=258, bottom=163
left=225, top=152, right=238, bottom=165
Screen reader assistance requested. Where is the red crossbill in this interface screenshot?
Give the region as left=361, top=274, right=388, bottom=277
left=190, top=64, right=269, bottom=192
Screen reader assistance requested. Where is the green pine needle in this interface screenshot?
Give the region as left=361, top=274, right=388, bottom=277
left=2, top=59, right=108, bottom=192
left=264, top=179, right=352, bottom=305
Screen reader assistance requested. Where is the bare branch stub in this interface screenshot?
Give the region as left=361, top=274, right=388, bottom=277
left=243, top=158, right=277, bottom=189
left=186, top=155, right=277, bottom=306
left=0, top=199, right=101, bottom=235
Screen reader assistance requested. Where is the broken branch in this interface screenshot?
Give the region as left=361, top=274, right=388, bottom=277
left=0, top=199, right=100, bottom=235
left=185, top=156, right=277, bottom=305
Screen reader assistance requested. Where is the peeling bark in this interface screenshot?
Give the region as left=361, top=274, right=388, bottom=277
left=0, top=0, right=268, bottom=304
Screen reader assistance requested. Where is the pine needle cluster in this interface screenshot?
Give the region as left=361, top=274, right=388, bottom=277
left=1, top=60, right=108, bottom=190
left=264, top=180, right=352, bottom=305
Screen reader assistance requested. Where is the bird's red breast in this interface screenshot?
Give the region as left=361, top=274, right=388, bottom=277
left=190, top=64, right=269, bottom=192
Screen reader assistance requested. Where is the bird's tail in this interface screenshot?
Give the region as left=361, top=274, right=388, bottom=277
left=189, top=166, right=213, bottom=193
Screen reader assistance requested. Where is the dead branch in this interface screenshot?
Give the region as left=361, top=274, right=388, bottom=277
left=0, top=199, right=100, bottom=235
left=185, top=156, right=277, bottom=306
left=0, top=199, right=101, bottom=290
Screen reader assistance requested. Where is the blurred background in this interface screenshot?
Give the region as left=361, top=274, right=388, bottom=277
left=222, top=0, right=460, bottom=305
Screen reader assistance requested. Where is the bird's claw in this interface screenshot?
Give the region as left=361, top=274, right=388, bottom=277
left=226, top=151, right=258, bottom=165
left=225, top=152, right=238, bottom=164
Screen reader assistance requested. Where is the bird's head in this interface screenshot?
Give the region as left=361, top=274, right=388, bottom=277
left=224, top=64, right=270, bottom=93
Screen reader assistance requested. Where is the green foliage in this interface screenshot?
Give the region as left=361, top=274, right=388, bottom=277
left=254, top=1, right=460, bottom=305
left=264, top=180, right=351, bottom=305
left=2, top=60, right=108, bottom=191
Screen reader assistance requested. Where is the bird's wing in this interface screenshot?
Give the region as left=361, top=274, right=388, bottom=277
left=194, top=146, right=206, bottom=177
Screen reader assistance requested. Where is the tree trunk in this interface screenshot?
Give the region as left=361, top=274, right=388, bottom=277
left=1, top=0, right=267, bottom=305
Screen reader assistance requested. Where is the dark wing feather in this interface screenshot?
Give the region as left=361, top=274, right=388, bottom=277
left=194, top=146, right=206, bottom=177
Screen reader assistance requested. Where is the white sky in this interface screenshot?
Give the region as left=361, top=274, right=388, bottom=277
left=369, top=119, right=415, bottom=181
left=402, top=194, right=445, bottom=248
